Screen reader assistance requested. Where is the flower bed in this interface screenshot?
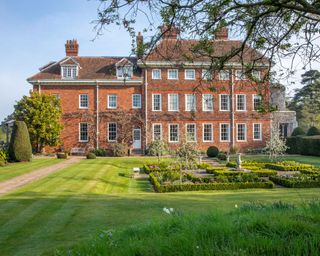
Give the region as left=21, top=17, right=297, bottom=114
left=149, top=172, right=274, bottom=193
left=270, top=174, right=320, bottom=188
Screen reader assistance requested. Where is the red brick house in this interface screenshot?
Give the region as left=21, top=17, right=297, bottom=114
left=27, top=26, right=271, bottom=154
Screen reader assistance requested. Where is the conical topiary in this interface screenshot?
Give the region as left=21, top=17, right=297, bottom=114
left=9, top=121, right=32, bottom=162
left=307, top=126, right=320, bottom=136
left=291, top=127, right=305, bottom=136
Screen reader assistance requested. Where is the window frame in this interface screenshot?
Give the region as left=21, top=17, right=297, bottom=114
left=253, top=95, right=262, bottom=111
left=252, top=70, right=261, bottom=81
left=79, top=94, right=89, bottom=109
left=152, top=69, right=161, bottom=80
left=186, top=123, right=196, bottom=142
left=132, top=94, right=142, bottom=109
left=168, top=94, right=179, bottom=112
left=219, top=94, right=230, bottom=111
left=184, top=69, right=196, bottom=80
left=108, top=122, right=117, bottom=142
left=167, top=69, right=179, bottom=80
left=236, top=123, right=247, bottom=142
left=235, top=70, right=246, bottom=80
left=61, top=65, right=78, bottom=80
left=203, top=123, right=213, bottom=142
left=152, top=123, right=162, bottom=141
left=253, top=123, right=262, bottom=141
left=79, top=123, right=89, bottom=142
left=201, top=69, right=212, bottom=80
left=152, top=94, right=162, bottom=111
left=202, top=94, right=214, bottom=112
left=107, top=94, right=117, bottom=109
left=168, top=124, right=179, bottom=143
left=116, top=65, right=133, bottom=80
left=219, top=70, right=230, bottom=80
left=220, top=123, right=230, bottom=142
left=236, top=94, right=247, bottom=112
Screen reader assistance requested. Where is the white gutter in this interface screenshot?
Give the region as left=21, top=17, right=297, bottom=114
left=231, top=68, right=235, bottom=148
left=96, top=81, right=100, bottom=149
left=28, top=79, right=143, bottom=86
left=144, top=69, right=148, bottom=150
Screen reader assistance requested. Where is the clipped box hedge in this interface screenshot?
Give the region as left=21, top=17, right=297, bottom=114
left=265, top=163, right=313, bottom=171
left=270, top=176, right=320, bottom=188
left=150, top=173, right=274, bottom=193
left=286, top=135, right=320, bottom=156
left=206, top=168, right=276, bottom=177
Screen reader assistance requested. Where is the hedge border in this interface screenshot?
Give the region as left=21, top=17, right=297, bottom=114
left=265, top=163, right=313, bottom=171
left=270, top=176, right=320, bottom=188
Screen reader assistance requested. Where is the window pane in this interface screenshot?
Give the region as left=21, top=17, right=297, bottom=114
left=108, top=123, right=117, bottom=141
left=153, top=124, right=162, bottom=141
left=152, top=94, right=161, bottom=111
left=79, top=123, right=88, bottom=141
left=254, top=124, right=262, bottom=140
left=185, top=69, right=195, bottom=79
left=202, top=69, right=212, bottom=80
left=186, top=124, right=196, bottom=142
left=132, top=94, right=141, bottom=108
left=236, top=70, right=246, bottom=80
left=168, top=69, right=178, bottom=79
left=253, top=95, right=262, bottom=111
left=108, top=95, right=117, bottom=108
left=80, top=94, right=88, bottom=108
left=186, top=94, right=196, bottom=111
left=152, top=69, right=161, bottom=79
left=203, top=124, right=213, bottom=141
left=220, top=95, right=229, bottom=111
left=168, top=94, right=179, bottom=111
left=237, top=95, right=246, bottom=111
left=169, top=124, right=179, bottom=142
left=220, top=124, right=230, bottom=141
left=219, top=70, right=230, bottom=80
left=237, top=124, right=246, bottom=141
left=203, top=94, right=213, bottom=111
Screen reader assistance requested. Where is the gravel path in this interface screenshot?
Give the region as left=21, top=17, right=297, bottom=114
left=0, top=157, right=81, bottom=196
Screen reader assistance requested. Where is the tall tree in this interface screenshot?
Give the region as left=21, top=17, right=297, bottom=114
left=13, top=91, right=63, bottom=153
left=288, top=69, right=320, bottom=129
left=95, top=0, right=320, bottom=77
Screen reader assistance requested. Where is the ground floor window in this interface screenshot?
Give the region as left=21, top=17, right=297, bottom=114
left=108, top=122, right=117, bottom=141
left=169, top=124, right=179, bottom=142
left=79, top=123, right=88, bottom=142
left=237, top=123, right=246, bottom=141
left=186, top=124, right=196, bottom=142
left=253, top=123, right=262, bottom=140
left=220, top=123, right=230, bottom=142
left=152, top=124, right=162, bottom=141
left=203, top=124, right=213, bottom=142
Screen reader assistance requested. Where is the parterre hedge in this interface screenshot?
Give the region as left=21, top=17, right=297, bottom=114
left=265, top=163, right=313, bottom=171
left=270, top=175, right=320, bottom=188
left=206, top=168, right=277, bottom=177
left=150, top=172, right=274, bottom=192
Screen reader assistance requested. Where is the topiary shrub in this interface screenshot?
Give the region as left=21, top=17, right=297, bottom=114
left=206, top=146, right=219, bottom=157
left=91, top=148, right=107, bottom=157
left=8, top=121, right=32, bottom=162
left=291, top=127, right=305, bottom=136
left=112, top=143, right=128, bottom=157
left=86, top=152, right=96, bottom=159
left=0, top=149, right=9, bottom=164
left=307, top=126, right=320, bottom=136
left=217, top=152, right=227, bottom=160
left=286, top=136, right=304, bottom=154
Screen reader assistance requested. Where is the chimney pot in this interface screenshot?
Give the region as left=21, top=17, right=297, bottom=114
left=161, top=24, right=179, bottom=40
left=215, top=27, right=229, bottom=40
left=65, top=39, right=79, bottom=56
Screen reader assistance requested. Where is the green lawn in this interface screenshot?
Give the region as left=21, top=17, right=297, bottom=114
left=0, top=158, right=63, bottom=182
left=0, top=157, right=319, bottom=255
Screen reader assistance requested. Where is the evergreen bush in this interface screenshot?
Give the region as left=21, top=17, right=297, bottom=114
left=86, top=153, right=96, bottom=159
left=112, top=143, right=128, bottom=157
left=307, top=126, right=320, bottom=136
left=206, top=146, right=219, bottom=157
left=291, top=127, right=305, bottom=136
left=8, top=121, right=32, bottom=162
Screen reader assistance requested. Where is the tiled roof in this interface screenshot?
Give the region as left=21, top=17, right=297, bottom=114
left=144, top=39, right=269, bottom=65
left=28, top=56, right=141, bottom=81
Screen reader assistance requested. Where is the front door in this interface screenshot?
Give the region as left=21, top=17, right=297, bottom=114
left=132, top=128, right=141, bottom=149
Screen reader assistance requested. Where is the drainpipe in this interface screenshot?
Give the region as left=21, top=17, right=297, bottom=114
left=145, top=69, right=148, bottom=151
left=230, top=68, right=235, bottom=148
left=96, top=81, right=100, bottom=149
left=38, top=81, right=41, bottom=94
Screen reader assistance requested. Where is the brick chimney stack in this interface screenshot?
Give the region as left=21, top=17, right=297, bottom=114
left=65, top=39, right=79, bottom=56
left=215, top=27, right=229, bottom=40
left=161, top=24, right=180, bottom=40
left=136, top=32, right=143, bottom=59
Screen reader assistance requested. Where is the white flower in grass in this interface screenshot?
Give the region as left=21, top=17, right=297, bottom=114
left=163, top=207, right=171, bottom=214
left=235, top=204, right=238, bottom=208
left=169, top=208, right=174, bottom=212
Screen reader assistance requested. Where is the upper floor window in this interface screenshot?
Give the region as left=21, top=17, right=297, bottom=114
left=202, top=69, right=212, bottom=80
left=203, top=124, right=213, bottom=142
left=116, top=65, right=133, bottom=79
left=61, top=65, right=77, bottom=79
left=152, top=124, right=162, bottom=141
left=236, top=94, right=246, bottom=111
left=253, top=123, right=262, bottom=140
left=202, top=94, right=214, bottom=112
left=253, top=95, right=262, bottom=111
left=252, top=70, right=261, bottom=80
left=168, top=69, right=178, bottom=80
left=220, top=123, right=230, bottom=142
left=185, top=69, right=195, bottom=80
left=236, top=70, right=246, bottom=80
left=186, top=124, right=196, bottom=142
left=237, top=123, right=247, bottom=141
left=168, top=94, right=179, bottom=111
left=132, top=94, right=142, bottom=108
left=79, top=94, right=88, bottom=109
left=185, top=94, right=196, bottom=111
left=108, top=94, right=117, bottom=109
left=152, top=69, right=161, bottom=79
left=219, top=70, right=230, bottom=80
left=152, top=94, right=162, bottom=111
left=169, top=124, right=179, bottom=142
left=219, top=94, right=230, bottom=111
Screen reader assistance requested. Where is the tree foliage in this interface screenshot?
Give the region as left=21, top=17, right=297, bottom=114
left=147, top=140, right=168, bottom=164
left=95, top=0, right=320, bottom=77
left=13, top=91, right=63, bottom=153
left=8, top=121, right=32, bottom=162
left=266, top=123, right=288, bottom=161
left=288, top=70, right=320, bottom=129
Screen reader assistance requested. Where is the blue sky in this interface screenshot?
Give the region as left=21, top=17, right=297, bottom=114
left=0, top=0, right=147, bottom=121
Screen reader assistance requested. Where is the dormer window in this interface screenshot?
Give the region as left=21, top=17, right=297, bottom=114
left=116, top=65, right=133, bottom=80
left=61, top=65, right=77, bottom=79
